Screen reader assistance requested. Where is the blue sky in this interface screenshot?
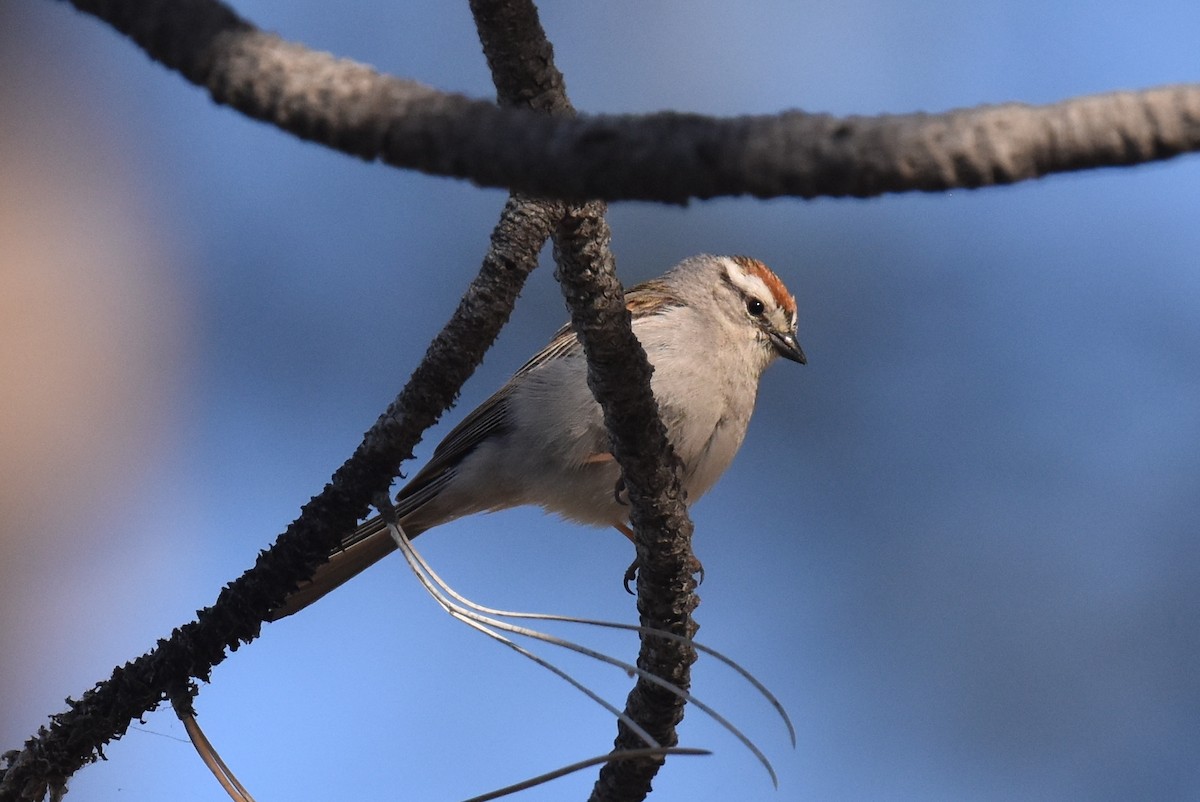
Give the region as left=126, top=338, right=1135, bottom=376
left=2, top=2, right=1199, bottom=800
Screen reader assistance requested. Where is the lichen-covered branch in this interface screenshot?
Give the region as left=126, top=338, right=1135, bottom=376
left=550, top=208, right=700, bottom=802
left=64, top=0, right=1200, bottom=203
left=0, top=193, right=555, bottom=802
left=5, top=2, right=581, bottom=800
left=469, top=0, right=573, bottom=117
left=11, top=0, right=1195, bottom=799
left=470, top=4, right=699, bottom=798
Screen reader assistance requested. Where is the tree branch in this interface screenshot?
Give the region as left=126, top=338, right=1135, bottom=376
left=550, top=209, right=700, bottom=802
left=61, top=0, right=1200, bottom=202
left=6, top=2, right=609, bottom=800
left=0, top=195, right=555, bottom=802
left=13, top=0, right=1194, bottom=799
left=469, top=0, right=572, bottom=117
left=469, top=3, right=697, bottom=797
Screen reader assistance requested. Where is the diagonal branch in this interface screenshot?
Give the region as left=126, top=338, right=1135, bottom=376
left=470, top=3, right=699, bottom=798
left=13, top=0, right=1195, bottom=799
left=60, top=0, right=1200, bottom=202
left=5, top=2, right=603, bottom=800
left=469, top=0, right=573, bottom=117
left=0, top=195, right=556, bottom=802
left=551, top=210, right=699, bottom=802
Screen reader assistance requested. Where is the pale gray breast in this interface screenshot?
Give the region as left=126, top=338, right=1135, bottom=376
left=640, top=310, right=762, bottom=504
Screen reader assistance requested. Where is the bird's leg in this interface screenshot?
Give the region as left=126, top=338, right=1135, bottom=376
left=613, top=476, right=630, bottom=507
left=615, top=522, right=704, bottom=593
left=615, top=523, right=640, bottom=594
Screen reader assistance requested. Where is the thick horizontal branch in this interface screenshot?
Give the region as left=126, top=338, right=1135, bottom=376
left=65, top=0, right=1200, bottom=203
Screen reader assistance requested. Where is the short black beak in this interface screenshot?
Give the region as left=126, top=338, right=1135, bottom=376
left=770, top=331, right=807, bottom=364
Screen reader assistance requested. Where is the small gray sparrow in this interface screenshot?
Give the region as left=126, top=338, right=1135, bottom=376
left=272, top=254, right=804, bottom=619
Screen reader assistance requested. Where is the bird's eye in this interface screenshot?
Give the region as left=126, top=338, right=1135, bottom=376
left=746, top=298, right=766, bottom=317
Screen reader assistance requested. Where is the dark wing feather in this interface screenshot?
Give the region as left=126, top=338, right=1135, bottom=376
left=394, top=323, right=582, bottom=513
left=396, top=280, right=676, bottom=514
left=622, top=278, right=679, bottom=318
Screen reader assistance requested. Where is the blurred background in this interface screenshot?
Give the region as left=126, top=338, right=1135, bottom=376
left=2, top=1, right=1198, bottom=800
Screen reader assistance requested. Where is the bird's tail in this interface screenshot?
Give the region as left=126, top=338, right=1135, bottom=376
left=267, top=515, right=422, bottom=621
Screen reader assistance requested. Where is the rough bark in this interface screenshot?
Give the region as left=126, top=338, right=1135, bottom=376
left=62, top=0, right=1200, bottom=203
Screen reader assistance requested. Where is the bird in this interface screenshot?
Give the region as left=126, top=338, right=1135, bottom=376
left=270, top=254, right=804, bottom=620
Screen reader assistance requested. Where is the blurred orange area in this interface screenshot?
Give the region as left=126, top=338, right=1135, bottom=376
left=0, top=9, right=187, bottom=717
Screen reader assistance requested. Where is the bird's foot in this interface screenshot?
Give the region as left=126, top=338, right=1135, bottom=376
left=622, top=554, right=705, bottom=594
